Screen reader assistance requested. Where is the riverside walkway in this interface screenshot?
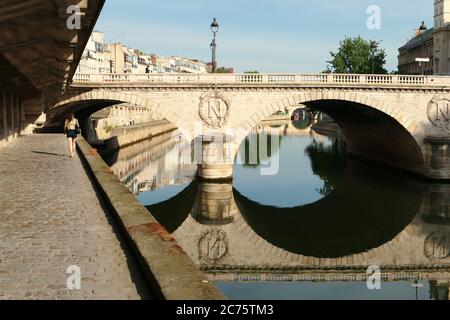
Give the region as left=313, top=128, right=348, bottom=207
left=0, top=134, right=151, bottom=300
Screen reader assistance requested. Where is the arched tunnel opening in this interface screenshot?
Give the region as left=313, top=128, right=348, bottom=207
left=43, top=98, right=188, bottom=155
left=43, top=99, right=123, bottom=134
left=291, top=108, right=314, bottom=130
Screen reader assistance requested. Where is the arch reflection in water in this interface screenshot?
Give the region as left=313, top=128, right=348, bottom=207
left=150, top=165, right=450, bottom=276
left=100, top=120, right=450, bottom=298
left=164, top=175, right=449, bottom=298
left=234, top=159, right=422, bottom=258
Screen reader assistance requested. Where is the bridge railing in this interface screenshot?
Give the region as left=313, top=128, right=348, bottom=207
left=72, top=73, right=450, bottom=86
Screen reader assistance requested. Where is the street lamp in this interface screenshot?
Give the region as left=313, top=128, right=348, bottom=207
left=418, top=21, right=428, bottom=75
left=210, top=18, right=219, bottom=73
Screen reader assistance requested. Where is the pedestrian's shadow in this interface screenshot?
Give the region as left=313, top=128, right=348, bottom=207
left=32, top=151, right=67, bottom=157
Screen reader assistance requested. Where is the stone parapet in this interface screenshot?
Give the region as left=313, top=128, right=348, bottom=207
left=76, top=137, right=225, bottom=300
left=89, top=120, right=176, bottom=150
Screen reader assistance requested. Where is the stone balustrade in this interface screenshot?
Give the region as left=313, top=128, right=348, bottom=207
left=72, top=73, right=450, bottom=86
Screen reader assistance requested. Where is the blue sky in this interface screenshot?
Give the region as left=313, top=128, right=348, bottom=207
left=95, top=0, right=432, bottom=73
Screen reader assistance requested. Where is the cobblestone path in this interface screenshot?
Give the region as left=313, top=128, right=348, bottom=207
left=0, top=135, right=152, bottom=300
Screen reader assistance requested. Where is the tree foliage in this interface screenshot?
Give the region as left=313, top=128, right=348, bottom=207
left=215, top=67, right=234, bottom=73
left=327, top=36, right=387, bottom=74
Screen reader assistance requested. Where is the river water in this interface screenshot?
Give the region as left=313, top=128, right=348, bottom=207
left=100, top=119, right=450, bottom=300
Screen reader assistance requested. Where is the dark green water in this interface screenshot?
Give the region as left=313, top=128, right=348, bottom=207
left=100, top=121, right=450, bottom=300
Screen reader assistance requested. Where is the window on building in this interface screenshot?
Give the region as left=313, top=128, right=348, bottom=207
left=95, top=42, right=104, bottom=53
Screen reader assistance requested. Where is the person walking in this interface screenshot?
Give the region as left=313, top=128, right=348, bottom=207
left=64, top=113, right=80, bottom=158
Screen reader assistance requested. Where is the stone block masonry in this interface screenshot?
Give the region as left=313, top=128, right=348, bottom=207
left=104, top=120, right=176, bottom=150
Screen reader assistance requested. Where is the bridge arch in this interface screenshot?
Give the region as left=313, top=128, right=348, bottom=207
left=235, top=90, right=426, bottom=177
left=47, top=89, right=195, bottom=140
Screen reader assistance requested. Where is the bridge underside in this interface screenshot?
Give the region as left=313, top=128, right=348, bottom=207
left=305, top=100, right=425, bottom=177
left=0, top=0, right=105, bottom=148
left=0, top=0, right=105, bottom=96
left=42, top=100, right=119, bottom=133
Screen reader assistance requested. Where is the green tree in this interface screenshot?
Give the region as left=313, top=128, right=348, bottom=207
left=215, top=67, right=234, bottom=73
left=327, top=36, right=387, bottom=74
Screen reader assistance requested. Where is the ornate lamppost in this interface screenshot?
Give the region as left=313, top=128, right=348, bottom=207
left=210, top=18, right=219, bottom=73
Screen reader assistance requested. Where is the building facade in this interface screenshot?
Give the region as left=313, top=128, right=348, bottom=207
left=76, top=31, right=111, bottom=74
left=398, top=0, right=450, bottom=75
left=173, top=57, right=207, bottom=74
left=75, top=31, right=208, bottom=75
left=433, top=0, right=450, bottom=74
left=398, top=27, right=434, bottom=75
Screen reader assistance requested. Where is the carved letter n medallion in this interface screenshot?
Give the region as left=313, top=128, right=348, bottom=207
left=428, top=94, right=450, bottom=131
left=199, top=92, right=230, bottom=128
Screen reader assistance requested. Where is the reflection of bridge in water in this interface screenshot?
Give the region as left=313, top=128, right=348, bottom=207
left=101, top=131, right=196, bottom=194
left=103, top=120, right=336, bottom=194
left=103, top=123, right=450, bottom=297
left=253, top=119, right=343, bottom=146
left=165, top=163, right=450, bottom=290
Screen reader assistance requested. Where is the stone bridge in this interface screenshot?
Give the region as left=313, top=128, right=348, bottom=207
left=45, top=73, right=450, bottom=180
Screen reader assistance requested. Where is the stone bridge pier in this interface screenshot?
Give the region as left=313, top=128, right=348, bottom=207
left=194, top=134, right=235, bottom=181
left=45, top=73, right=450, bottom=180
